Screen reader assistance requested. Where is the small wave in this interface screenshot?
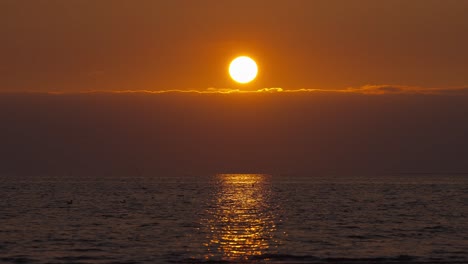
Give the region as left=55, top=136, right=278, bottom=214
left=179, top=260, right=230, bottom=264
left=0, top=256, right=39, bottom=263
left=324, top=255, right=418, bottom=263
left=422, top=225, right=451, bottom=233
left=250, top=254, right=420, bottom=263
left=54, top=255, right=112, bottom=261
left=251, top=253, right=319, bottom=261
left=139, top=222, right=160, bottom=228
left=347, top=235, right=367, bottom=239
left=347, top=234, right=388, bottom=240
left=174, top=254, right=425, bottom=263
left=68, top=248, right=104, bottom=252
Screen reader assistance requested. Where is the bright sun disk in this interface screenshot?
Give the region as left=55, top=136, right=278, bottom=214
left=229, top=56, right=258, bottom=84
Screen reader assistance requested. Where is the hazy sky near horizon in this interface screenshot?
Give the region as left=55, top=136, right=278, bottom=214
left=1, top=92, right=468, bottom=176
left=1, top=0, right=468, bottom=92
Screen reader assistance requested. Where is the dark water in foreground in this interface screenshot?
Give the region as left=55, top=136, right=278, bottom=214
left=0, top=174, right=467, bottom=263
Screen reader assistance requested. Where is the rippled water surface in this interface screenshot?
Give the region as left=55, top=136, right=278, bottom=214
left=1, top=174, right=467, bottom=263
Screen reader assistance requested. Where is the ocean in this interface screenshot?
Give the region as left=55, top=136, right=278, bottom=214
left=1, top=173, right=467, bottom=263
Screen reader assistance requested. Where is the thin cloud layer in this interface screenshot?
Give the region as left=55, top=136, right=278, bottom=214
left=344, top=85, right=468, bottom=95
left=283, top=85, right=468, bottom=95
left=5, top=85, right=468, bottom=95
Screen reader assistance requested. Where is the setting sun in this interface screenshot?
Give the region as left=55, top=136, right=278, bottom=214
left=229, top=56, right=258, bottom=84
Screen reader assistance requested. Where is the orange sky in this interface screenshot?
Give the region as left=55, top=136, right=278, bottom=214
left=1, top=0, right=467, bottom=92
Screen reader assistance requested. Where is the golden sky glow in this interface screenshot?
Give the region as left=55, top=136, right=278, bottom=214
left=0, top=1, right=467, bottom=92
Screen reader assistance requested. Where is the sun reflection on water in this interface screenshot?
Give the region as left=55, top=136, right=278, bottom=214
left=203, top=174, right=278, bottom=261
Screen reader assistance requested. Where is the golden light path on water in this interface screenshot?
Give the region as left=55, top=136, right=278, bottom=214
left=203, top=174, right=278, bottom=261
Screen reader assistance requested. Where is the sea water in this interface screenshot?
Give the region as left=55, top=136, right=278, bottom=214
left=0, top=174, right=467, bottom=263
